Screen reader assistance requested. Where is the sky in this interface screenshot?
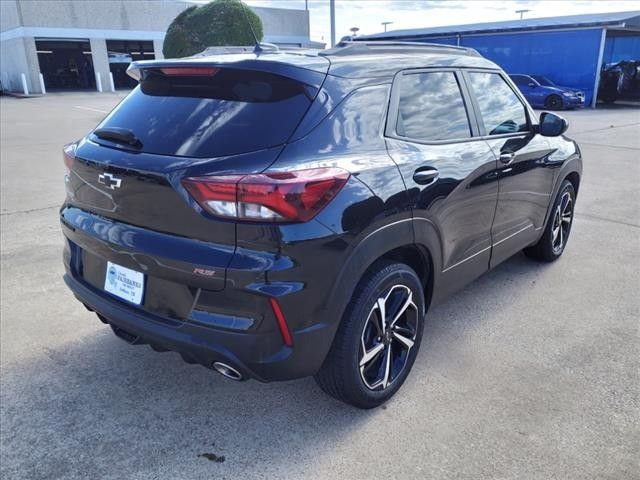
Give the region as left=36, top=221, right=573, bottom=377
left=241, top=0, right=639, bottom=45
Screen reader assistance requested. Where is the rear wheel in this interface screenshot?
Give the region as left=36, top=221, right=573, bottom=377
left=544, top=94, right=563, bottom=110
left=314, top=260, right=425, bottom=409
left=525, top=180, right=575, bottom=262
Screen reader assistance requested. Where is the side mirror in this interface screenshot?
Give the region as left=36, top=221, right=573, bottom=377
left=538, top=111, right=568, bottom=137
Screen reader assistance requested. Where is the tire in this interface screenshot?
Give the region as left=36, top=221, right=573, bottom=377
left=314, top=259, right=425, bottom=409
left=544, top=94, right=563, bottom=110
left=524, top=180, right=576, bottom=262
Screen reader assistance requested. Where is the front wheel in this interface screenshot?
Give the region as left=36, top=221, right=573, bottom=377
left=314, top=260, right=425, bottom=409
left=544, top=94, right=564, bottom=110
left=525, top=180, right=576, bottom=262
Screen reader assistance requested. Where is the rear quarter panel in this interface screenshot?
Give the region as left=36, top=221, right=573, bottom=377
left=230, top=82, right=413, bottom=347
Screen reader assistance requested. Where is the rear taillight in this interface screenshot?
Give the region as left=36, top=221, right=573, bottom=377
left=182, top=168, right=349, bottom=223
left=63, top=143, right=76, bottom=193
left=63, top=143, right=76, bottom=170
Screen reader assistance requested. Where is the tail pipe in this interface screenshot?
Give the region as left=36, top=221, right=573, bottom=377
left=212, top=362, right=243, bottom=381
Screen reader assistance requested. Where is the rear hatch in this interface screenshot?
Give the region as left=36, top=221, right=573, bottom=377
left=64, top=53, right=329, bottom=293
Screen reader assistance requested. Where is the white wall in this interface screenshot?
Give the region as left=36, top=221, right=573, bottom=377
left=1, top=0, right=314, bottom=93
left=0, top=37, right=41, bottom=93
left=10, top=0, right=190, bottom=31
left=0, top=0, right=21, bottom=32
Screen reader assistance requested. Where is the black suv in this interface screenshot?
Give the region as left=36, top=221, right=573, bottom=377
left=61, top=42, right=582, bottom=408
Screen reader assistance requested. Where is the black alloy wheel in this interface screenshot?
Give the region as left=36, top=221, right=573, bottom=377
left=359, top=284, right=419, bottom=390
left=544, top=94, right=563, bottom=110
left=315, top=260, right=425, bottom=409
left=525, top=179, right=576, bottom=262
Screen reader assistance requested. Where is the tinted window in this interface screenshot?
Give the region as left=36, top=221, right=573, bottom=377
left=396, top=71, right=471, bottom=142
left=94, top=68, right=314, bottom=158
left=510, top=75, right=529, bottom=86
left=531, top=75, right=554, bottom=87
left=468, top=72, right=529, bottom=136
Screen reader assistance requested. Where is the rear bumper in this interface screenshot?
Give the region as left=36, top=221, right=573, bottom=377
left=64, top=272, right=336, bottom=382
left=60, top=205, right=344, bottom=382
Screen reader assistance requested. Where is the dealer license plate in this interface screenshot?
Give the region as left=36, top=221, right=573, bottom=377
left=104, top=261, right=144, bottom=305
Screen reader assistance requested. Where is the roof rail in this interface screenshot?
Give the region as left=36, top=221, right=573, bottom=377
left=319, top=40, right=478, bottom=57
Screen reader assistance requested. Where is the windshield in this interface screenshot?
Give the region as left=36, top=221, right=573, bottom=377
left=93, top=68, right=315, bottom=158
left=531, top=75, right=555, bottom=87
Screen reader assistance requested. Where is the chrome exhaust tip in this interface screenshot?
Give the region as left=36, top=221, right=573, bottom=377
left=212, top=362, right=243, bottom=381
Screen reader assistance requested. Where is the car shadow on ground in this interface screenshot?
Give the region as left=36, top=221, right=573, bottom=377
left=1, top=252, right=553, bottom=479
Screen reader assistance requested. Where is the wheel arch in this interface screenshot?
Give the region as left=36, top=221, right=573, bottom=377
left=565, top=170, right=581, bottom=196
left=322, top=218, right=442, bottom=337
left=542, top=154, right=582, bottom=230
left=380, top=244, right=434, bottom=311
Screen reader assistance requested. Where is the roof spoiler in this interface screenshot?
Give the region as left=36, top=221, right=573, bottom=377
left=125, top=54, right=328, bottom=90
left=126, top=44, right=286, bottom=82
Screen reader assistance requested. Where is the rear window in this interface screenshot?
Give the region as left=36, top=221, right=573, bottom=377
left=396, top=71, right=471, bottom=142
left=93, top=68, right=315, bottom=158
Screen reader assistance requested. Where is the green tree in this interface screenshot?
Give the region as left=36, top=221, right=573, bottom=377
left=163, top=0, right=263, bottom=59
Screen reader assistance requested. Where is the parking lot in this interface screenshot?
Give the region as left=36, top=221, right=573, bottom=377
left=1, top=92, right=638, bottom=479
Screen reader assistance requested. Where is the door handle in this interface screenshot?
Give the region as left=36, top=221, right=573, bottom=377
left=499, top=152, right=515, bottom=165
left=413, top=168, right=439, bottom=185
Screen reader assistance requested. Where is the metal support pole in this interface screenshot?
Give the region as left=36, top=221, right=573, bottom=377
left=330, top=0, right=336, bottom=47
left=591, top=28, right=607, bottom=108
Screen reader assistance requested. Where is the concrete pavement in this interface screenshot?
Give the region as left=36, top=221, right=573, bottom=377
left=1, top=93, right=638, bottom=479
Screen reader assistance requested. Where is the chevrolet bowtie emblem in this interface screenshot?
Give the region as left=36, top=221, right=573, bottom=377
left=98, top=172, right=122, bottom=190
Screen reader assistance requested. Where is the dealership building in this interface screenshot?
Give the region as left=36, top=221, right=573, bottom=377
left=0, top=0, right=321, bottom=94
left=359, top=11, right=640, bottom=107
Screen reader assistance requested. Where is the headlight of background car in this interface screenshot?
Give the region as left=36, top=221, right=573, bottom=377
left=562, top=92, right=575, bottom=97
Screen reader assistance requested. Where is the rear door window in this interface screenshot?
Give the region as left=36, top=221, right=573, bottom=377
left=467, top=72, right=529, bottom=136
left=93, top=68, right=315, bottom=158
left=395, top=71, right=472, bottom=142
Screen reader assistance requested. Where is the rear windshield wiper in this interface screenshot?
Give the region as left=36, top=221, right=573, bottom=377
left=93, top=127, right=143, bottom=149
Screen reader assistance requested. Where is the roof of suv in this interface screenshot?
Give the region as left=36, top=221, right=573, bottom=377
left=128, top=42, right=499, bottom=82
left=320, top=41, right=498, bottom=77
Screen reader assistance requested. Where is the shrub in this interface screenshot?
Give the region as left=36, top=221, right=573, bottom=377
left=163, top=0, right=263, bottom=58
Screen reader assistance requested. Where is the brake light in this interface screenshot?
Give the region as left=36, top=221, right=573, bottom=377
left=160, top=67, right=219, bottom=76
left=63, top=143, right=76, bottom=170
left=63, top=143, right=76, bottom=195
left=182, top=168, right=349, bottom=223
